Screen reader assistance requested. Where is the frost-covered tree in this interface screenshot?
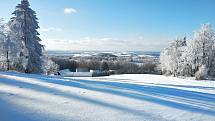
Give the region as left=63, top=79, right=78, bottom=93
left=160, top=37, right=186, bottom=76
left=179, top=45, right=193, bottom=77
left=160, top=23, right=215, bottom=79
left=160, top=48, right=172, bottom=75
left=0, top=19, right=7, bottom=70
left=5, top=24, right=29, bottom=72
left=187, top=23, right=215, bottom=76
left=8, top=0, right=44, bottom=73
left=0, top=18, right=28, bottom=72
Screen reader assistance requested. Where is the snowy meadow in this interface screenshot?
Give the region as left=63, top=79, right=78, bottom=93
left=0, top=72, right=215, bottom=121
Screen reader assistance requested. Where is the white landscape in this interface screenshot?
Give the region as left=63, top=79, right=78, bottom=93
left=0, top=72, right=215, bottom=121
left=1, top=0, right=215, bottom=121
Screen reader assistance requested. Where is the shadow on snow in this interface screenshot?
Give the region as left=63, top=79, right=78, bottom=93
left=1, top=72, right=215, bottom=117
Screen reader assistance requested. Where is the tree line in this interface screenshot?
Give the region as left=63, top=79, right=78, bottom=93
left=51, top=57, right=160, bottom=74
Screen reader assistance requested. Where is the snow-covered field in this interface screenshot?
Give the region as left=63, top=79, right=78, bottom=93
left=0, top=72, right=215, bottom=121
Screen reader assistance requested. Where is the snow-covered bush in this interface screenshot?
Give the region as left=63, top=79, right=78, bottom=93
left=195, top=65, right=208, bottom=80
left=42, top=55, right=59, bottom=75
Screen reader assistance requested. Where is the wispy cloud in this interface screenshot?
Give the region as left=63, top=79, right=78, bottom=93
left=39, top=27, right=63, bottom=32
left=64, top=8, right=78, bottom=14
left=41, top=37, right=169, bottom=51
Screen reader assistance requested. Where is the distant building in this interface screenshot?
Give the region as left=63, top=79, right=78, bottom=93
left=76, top=67, right=90, bottom=72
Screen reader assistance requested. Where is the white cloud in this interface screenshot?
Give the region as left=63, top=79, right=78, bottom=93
left=64, top=8, right=77, bottom=14
left=41, top=37, right=169, bottom=51
left=40, top=27, right=63, bottom=32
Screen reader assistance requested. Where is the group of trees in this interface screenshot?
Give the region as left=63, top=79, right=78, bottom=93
left=160, top=23, right=215, bottom=79
left=0, top=0, right=58, bottom=74
left=51, top=57, right=110, bottom=72
left=52, top=56, right=160, bottom=74
left=114, top=62, right=159, bottom=74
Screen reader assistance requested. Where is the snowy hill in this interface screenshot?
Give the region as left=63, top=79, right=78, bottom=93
left=0, top=72, right=215, bottom=121
left=47, top=51, right=160, bottom=58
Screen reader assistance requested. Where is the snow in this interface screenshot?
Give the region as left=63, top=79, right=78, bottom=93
left=0, top=72, right=215, bottom=121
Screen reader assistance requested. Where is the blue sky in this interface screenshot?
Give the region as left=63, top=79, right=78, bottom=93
left=0, top=0, right=215, bottom=51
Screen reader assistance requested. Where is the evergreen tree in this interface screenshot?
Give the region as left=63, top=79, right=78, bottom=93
left=9, top=0, right=44, bottom=73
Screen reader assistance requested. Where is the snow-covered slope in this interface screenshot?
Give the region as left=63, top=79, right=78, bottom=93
left=0, top=72, right=215, bottom=121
